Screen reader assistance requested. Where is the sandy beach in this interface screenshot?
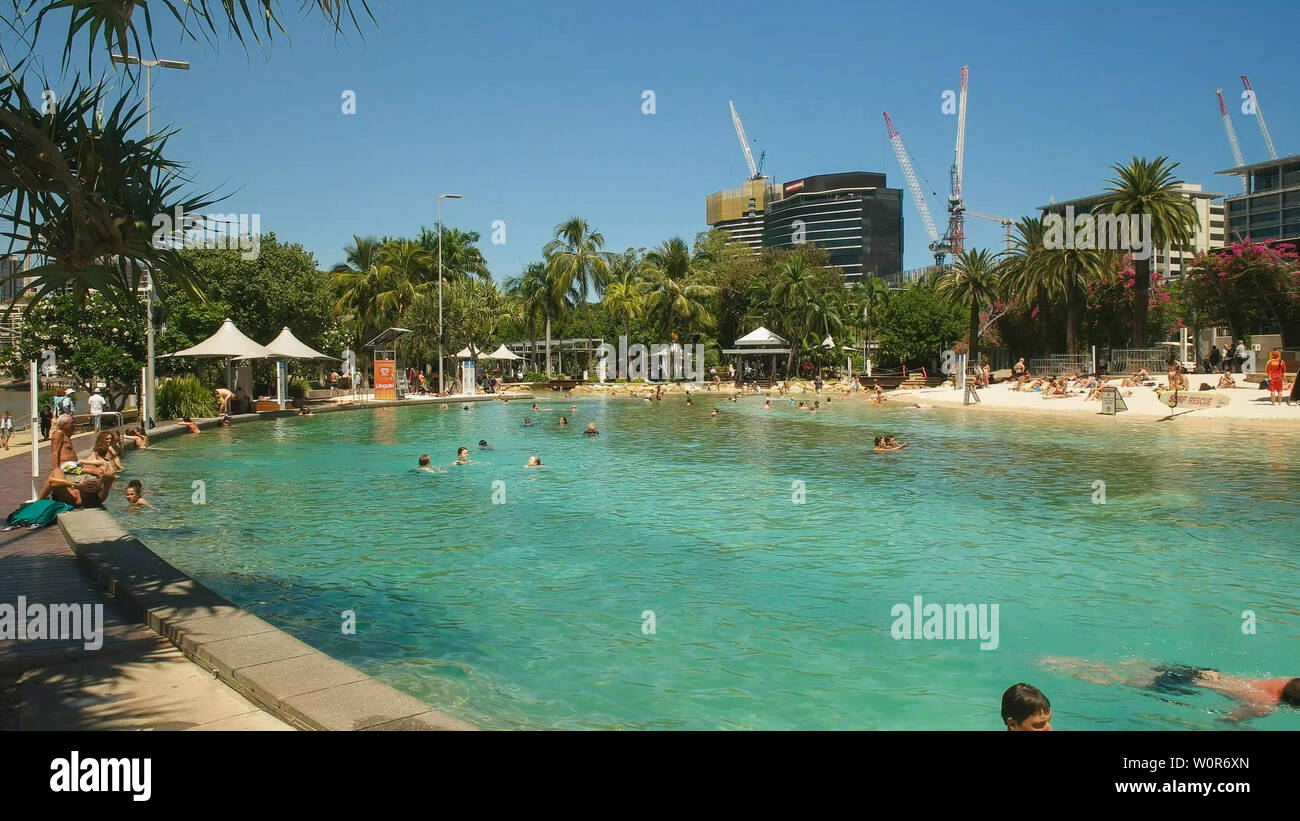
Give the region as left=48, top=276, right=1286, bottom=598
left=507, top=376, right=1300, bottom=424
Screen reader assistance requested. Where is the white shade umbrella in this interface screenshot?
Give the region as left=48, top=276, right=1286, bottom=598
left=455, top=343, right=489, bottom=359
left=166, top=318, right=274, bottom=359
left=240, top=327, right=339, bottom=361
left=488, top=344, right=521, bottom=361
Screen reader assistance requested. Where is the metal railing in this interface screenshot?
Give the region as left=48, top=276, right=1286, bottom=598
left=1028, top=355, right=1091, bottom=377
left=1106, top=348, right=1169, bottom=374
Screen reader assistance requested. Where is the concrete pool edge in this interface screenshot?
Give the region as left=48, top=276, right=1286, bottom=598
left=54, top=408, right=481, bottom=731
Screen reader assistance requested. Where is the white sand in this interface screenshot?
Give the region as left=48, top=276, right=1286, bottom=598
left=890, top=377, right=1300, bottom=422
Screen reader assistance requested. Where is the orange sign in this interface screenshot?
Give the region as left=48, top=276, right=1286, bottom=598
left=374, top=360, right=396, bottom=400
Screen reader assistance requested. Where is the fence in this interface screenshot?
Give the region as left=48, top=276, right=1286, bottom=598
left=1028, top=354, right=1091, bottom=377
left=1106, top=348, right=1168, bottom=375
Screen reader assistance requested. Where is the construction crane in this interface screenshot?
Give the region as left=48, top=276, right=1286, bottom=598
left=1216, top=89, right=1248, bottom=194
left=965, top=210, right=1012, bottom=253
left=729, top=100, right=763, bottom=180
left=943, top=66, right=970, bottom=260
left=884, top=111, right=946, bottom=266
left=1240, top=75, right=1277, bottom=160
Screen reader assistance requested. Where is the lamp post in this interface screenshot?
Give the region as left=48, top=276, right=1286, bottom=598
left=437, top=193, right=462, bottom=394
left=111, top=53, right=189, bottom=428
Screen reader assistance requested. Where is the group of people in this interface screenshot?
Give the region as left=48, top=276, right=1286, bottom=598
left=1003, top=661, right=1300, bottom=730
left=36, top=413, right=152, bottom=510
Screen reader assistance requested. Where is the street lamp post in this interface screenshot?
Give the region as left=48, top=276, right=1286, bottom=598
left=437, top=193, right=462, bottom=393
left=111, top=53, right=189, bottom=428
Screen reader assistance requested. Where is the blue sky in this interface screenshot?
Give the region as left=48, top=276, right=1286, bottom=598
left=13, top=0, right=1300, bottom=278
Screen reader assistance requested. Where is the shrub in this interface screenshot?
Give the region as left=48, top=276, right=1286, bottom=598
left=157, top=375, right=218, bottom=419
left=38, top=390, right=56, bottom=411
left=289, top=378, right=311, bottom=400
left=523, top=372, right=547, bottom=382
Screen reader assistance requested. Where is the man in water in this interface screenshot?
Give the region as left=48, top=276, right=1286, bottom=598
left=1001, top=683, right=1052, bottom=731
left=415, top=454, right=445, bottom=474
left=583, top=423, right=598, bottom=436
left=452, top=447, right=475, bottom=466
left=1043, top=656, right=1300, bottom=723
left=524, top=417, right=533, bottom=426
left=525, top=455, right=543, bottom=468
left=478, top=440, right=492, bottom=449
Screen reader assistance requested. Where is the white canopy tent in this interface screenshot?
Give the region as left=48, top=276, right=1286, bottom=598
left=487, top=344, right=521, bottom=361
left=165, top=319, right=275, bottom=413
left=237, top=327, right=341, bottom=410
left=722, top=326, right=792, bottom=381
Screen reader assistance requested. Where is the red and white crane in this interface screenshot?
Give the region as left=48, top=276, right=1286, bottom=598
left=883, top=111, right=945, bottom=265
left=1240, top=74, right=1277, bottom=160
left=1216, top=89, right=1248, bottom=194
left=944, top=66, right=970, bottom=260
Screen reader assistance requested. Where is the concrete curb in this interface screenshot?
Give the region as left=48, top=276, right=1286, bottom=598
left=56, top=509, right=475, bottom=731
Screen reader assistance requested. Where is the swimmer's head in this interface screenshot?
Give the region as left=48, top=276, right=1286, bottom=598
left=1282, top=678, right=1300, bottom=708
left=526, top=455, right=541, bottom=466
left=457, top=447, right=469, bottom=459
left=418, top=454, right=431, bottom=467
left=873, top=436, right=883, bottom=446
left=1001, top=683, right=1052, bottom=731
left=524, top=417, right=532, bottom=425
left=478, top=440, right=488, bottom=447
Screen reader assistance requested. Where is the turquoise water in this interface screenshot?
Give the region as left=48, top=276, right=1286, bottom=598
left=125, top=397, right=1300, bottom=730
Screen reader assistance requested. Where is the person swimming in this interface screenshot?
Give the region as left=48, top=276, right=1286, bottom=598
left=524, top=417, right=533, bottom=426
left=1042, top=656, right=1300, bottom=723
left=452, top=447, right=475, bottom=466
left=415, top=454, right=446, bottom=473
left=1001, top=683, right=1052, bottom=731
left=710, top=408, right=718, bottom=418
left=873, top=435, right=909, bottom=453
left=124, top=480, right=152, bottom=509
left=477, top=439, right=492, bottom=449
left=583, top=423, right=598, bottom=436
left=525, top=455, right=543, bottom=468
left=558, top=416, right=567, bottom=425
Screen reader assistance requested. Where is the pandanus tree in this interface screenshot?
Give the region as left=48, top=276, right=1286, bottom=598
left=2, top=0, right=372, bottom=311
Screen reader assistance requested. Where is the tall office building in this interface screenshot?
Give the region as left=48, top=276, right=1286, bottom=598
left=1215, top=154, right=1300, bottom=246
left=759, top=172, right=902, bottom=283
left=705, top=178, right=770, bottom=251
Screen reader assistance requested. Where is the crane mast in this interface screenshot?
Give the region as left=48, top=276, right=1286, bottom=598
left=729, top=100, right=760, bottom=180
left=1216, top=89, right=1248, bottom=194
left=944, top=66, right=969, bottom=259
left=1240, top=75, right=1277, bottom=160
left=884, top=111, right=945, bottom=265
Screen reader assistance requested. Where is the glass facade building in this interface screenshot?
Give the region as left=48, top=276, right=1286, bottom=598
left=1216, top=155, right=1300, bottom=245
left=759, top=172, right=902, bottom=283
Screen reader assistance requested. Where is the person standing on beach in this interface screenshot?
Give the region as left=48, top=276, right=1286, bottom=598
left=1233, top=339, right=1248, bottom=372
left=1265, top=350, right=1286, bottom=405
left=39, top=406, right=54, bottom=441
left=0, top=411, right=12, bottom=449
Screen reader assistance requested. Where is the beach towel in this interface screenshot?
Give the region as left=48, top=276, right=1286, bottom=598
left=4, top=499, right=73, bottom=530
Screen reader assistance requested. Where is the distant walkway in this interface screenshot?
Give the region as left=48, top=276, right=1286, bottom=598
left=0, top=425, right=288, bottom=730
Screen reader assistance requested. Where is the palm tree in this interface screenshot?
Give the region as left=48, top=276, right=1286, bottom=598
left=1045, top=245, right=1109, bottom=355
left=937, top=248, right=1002, bottom=362
left=1099, top=156, right=1199, bottom=346
left=504, top=262, right=552, bottom=373
left=999, top=216, right=1056, bottom=357
left=849, top=276, right=890, bottom=372
left=544, top=218, right=611, bottom=373
left=601, top=257, right=648, bottom=349
left=331, top=235, right=387, bottom=346
left=642, top=238, right=717, bottom=376
left=417, top=226, right=490, bottom=283
left=766, top=254, right=841, bottom=374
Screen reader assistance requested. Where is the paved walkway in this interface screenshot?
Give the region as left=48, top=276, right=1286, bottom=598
left=0, top=427, right=288, bottom=730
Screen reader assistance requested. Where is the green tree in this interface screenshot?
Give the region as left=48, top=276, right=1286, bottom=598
left=937, top=249, right=1002, bottom=362
left=642, top=237, right=717, bottom=374
left=544, top=218, right=612, bottom=373
left=1098, top=156, right=1199, bottom=346
left=876, top=283, right=965, bottom=368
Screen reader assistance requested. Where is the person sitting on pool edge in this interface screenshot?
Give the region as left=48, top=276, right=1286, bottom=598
left=583, top=423, right=598, bottom=436
left=1002, top=683, right=1053, bottom=731
left=39, top=464, right=117, bottom=509
left=452, top=447, right=475, bottom=466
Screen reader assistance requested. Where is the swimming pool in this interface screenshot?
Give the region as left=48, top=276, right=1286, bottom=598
left=127, top=397, right=1300, bottom=729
